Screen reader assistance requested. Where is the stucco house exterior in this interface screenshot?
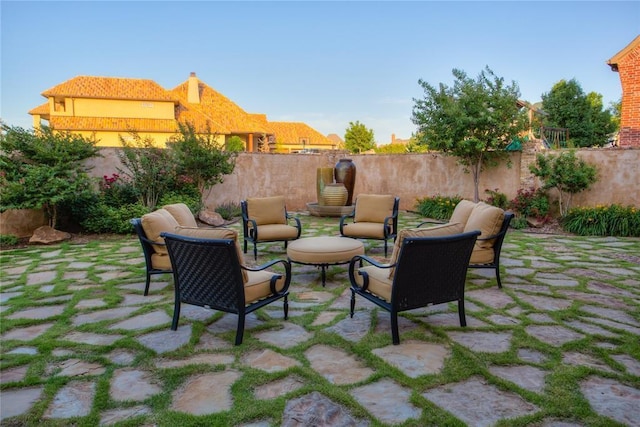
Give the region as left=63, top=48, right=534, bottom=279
left=29, top=72, right=336, bottom=152
left=608, top=35, right=640, bottom=148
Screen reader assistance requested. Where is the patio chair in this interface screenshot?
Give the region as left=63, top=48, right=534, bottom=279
left=349, top=228, right=480, bottom=344
left=418, top=200, right=514, bottom=288
left=161, top=228, right=291, bottom=345
left=339, top=194, right=400, bottom=257
left=241, top=196, right=302, bottom=260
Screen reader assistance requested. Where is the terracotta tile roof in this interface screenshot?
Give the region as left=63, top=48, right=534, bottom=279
left=171, top=79, right=268, bottom=134
left=28, top=103, right=49, bottom=115
left=49, top=116, right=178, bottom=133
left=266, top=121, right=334, bottom=146
left=41, top=76, right=178, bottom=102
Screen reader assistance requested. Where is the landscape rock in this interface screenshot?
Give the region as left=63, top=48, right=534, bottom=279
left=198, top=210, right=225, bottom=226
left=29, top=226, right=71, bottom=244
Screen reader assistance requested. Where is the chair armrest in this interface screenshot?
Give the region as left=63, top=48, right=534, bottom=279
left=286, top=214, right=302, bottom=236
left=348, top=254, right=394, bottom=291
left=140, top=235, right=166, bottom=248
left=339, top=212, right=356, bottom=234
left=242, top=258, right=292, bottom=294
left=476, top=229, right=506, bottom=242
left=383, top=215, right=396, bottom=236
left=417, top=220, right=447, bottom=228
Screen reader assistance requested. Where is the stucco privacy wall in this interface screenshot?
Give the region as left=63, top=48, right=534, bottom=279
left=86, top=149, right=639, bottom=212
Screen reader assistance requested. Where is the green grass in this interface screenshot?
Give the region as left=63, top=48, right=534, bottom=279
left=1, top=212, right=639, bottom=426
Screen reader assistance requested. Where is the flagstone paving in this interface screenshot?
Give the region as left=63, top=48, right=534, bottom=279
left=1, top=212, right=639, bottom=426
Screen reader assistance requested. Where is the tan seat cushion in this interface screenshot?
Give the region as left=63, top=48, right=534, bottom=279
left=151, top=253, right=172, bottom=270
left=141, top=209, right=180, bottom=255
left=341, top=222, right=386, bottom=239
left=287, top=236, right=364, bottom=264
left=354, top=265, right=393, bottom=302
left=163, top=203, right=198, bottom=227
left=244, top=269, right=287, bottom=304
left=388, top=222, right=464, bottom=279
left=252, top=224, right=299, bottom=241
left=450, top=200, right=477, bottom=226
left=246, top=196, right=287, bottom=225
left=470, top=247, right=495, bottom=264
left=354, top=194, right=395, bottom=223
left=464, top=203, right=504, bottom=249
left=174, top=226, right=248, bottom=282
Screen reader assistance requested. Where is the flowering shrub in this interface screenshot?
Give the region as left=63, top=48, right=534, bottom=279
left=509, top=187, right=551, bottom=223
left=100, top=173, right=138, bottom=206
left=562, top=204, right=640, bottom=237
left=415, top=195, right=463, bottom=220
left=484, top=188, right=509, bottom=210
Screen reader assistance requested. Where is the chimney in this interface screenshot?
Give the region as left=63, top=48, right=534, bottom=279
left=391, top=133, right=396, bottom=144
left=187, top=72, right=200, bottom=104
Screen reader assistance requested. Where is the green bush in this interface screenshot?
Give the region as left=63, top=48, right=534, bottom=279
left=81, top=202, right=149, bottom=234
left=215, top=202, right=242, bottom=220
left=509, top=216, right=529, bottom=230
left=0, top=234, right=19, bottom=246
left=484, top=188, right=509, bottom=210
left=509, top=187, right=551, bottom=223
left=562, top=204, right=640, bottom=237
left=158, top=188, right=202, bottom=213
left=415, top=195, right=463, bottom=220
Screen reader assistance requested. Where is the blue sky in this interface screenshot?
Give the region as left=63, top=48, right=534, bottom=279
left=1, top=1, right=638, bottom=144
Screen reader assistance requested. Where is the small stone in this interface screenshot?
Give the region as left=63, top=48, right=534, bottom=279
left=29, top=226, right=71, bottom=244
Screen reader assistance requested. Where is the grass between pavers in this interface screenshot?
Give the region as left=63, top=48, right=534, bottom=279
left=0, top=212, right=638, bottom=427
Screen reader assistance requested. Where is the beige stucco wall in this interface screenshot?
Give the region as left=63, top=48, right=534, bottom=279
left=81, top=148, right=639, bottom=212
left=53, top=98, right=176, bottom=119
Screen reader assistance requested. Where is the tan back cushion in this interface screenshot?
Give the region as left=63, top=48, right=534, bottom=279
left=354, top=194, right=395, bottom=223
left=163, top=203, right=198, bottom=227
left=141, top=209, right=180, bottom=255
left=450, top=200, right=476, bottom=226
left=174, top=226, right=248, bottom=282
left=247, top=196, right=286, bottom=225
left=464, top=202, right=504, bottom=249
left=388, top=222, right=464, bottom=279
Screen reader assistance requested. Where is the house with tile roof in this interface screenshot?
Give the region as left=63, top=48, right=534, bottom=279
left=29, top=73, right=336, bottom=152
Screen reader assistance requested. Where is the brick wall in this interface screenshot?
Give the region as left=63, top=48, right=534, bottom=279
left=614, top=39, right=640, bottom=147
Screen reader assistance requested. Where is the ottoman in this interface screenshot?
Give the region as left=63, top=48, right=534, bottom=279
left=287, top=236, right=365, bottom=286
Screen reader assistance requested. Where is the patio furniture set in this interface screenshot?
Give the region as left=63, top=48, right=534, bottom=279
left=131, top=196, right=512, bottom=345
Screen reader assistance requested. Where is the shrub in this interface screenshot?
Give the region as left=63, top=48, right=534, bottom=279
left=0, top=234, right=19, bottom=246
left=415, top=195, right=463, bottom=220
left=158, top=188, right=202, bottom=214
left=562, top=204, right=640, bottom=237
left=509, top=187, right=551, bottom=223
left=81, top=202, right=149, bottom=234
left=215, top=202, right=242, bottom=220
left=484, top=188, right=509, bottom=210
left=100, top=173, right=138, bottom=206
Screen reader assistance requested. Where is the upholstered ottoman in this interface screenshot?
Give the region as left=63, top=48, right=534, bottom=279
left=287, top=236, right=364, bottom=286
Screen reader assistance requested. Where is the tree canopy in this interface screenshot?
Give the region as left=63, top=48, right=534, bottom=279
left=541, top=79, right=616, bottom=147
left=412, top=66, right=527, bottom=201
left=344, top=121, right=375, bottom=154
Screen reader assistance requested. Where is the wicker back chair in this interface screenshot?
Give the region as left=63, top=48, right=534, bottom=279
left=348, top=230, right=480, bottom=345
left=162, top=232, right=291, bottom=345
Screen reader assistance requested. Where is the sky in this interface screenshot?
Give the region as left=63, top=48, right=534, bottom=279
left=1, top=1, right=639, bottom=145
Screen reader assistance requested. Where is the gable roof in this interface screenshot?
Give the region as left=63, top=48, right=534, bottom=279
left=170, top=78, right=268, bottom=134
left=41, top=76, right=178, bottom=102
left=265, top=121, right=334, bottom=146
left=607, top=35, right=640, bottom=72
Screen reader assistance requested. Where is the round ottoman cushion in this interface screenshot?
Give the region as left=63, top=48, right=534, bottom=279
left=287, top=236, right=364, bottom=264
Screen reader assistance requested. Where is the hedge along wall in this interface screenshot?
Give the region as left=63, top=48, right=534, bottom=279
left=86, top=147, right=640, bottom=212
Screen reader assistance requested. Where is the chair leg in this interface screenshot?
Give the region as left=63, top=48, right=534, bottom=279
left=283, top=295, right=289, bottom=320
left=458, top=299, right=467, bottom=327
left=235, top=313, right=245, bottom=345
left=495, top=265, right=503, bottom=288
left=171, top=301, right=181, bottom=331
left=253, top=242, right=258, bottom=261
left=244, top=239, right=248, bottom=254
left=144, top=273, right=151, bottom=296
left=384, top=240, right=389, bottom=257
left=350, top=290, right=356, bottom=317
left=391, top=311, right=400, bottom=345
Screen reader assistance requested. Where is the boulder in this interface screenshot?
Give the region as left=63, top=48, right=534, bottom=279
left=29, top=226, right=71, bottom=245
left=0, top=209, right=48, bottom=238
left=198, top=210, right=226, bottom=227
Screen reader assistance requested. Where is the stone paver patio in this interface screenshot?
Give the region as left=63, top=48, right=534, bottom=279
left=1, top=212, right=639, bottom=426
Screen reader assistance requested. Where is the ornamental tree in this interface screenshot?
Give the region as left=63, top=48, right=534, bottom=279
left=529, top=150, right=597, bottom=217
left=0, top=124, right=100, bottom=228
left=344, top=121, right=375, bottom=154
left=412, top=66, right=527, bottom=201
